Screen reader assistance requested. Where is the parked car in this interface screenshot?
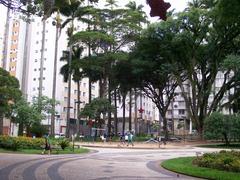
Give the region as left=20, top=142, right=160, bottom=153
left=55, top=133, right=65, bottom=138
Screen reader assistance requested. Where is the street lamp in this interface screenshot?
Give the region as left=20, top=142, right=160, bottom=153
left=181, top=115, right=186, bottom=143
left=74, top=100, right=83, bottom=135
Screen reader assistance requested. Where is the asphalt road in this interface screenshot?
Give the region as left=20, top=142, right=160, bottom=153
left=0, top=147, right=217, bottom=180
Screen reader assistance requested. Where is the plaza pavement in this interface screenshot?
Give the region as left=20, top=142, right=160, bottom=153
left=0, top=141, right=216, bottom=180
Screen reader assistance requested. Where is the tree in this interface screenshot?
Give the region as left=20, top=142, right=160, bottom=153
left=60, top=45, right=85, bottom=135
left=57, top=0, right=95, bottom=137
left=80, top=97, right=115, bottom=138
left=70, top=1, right=148, bottom=136
left=172, top=0, right=240, bottom=138
left=204, top=112, right=240, bottom=145
left=0, top=68, right=22, bottom=135
left=11, top=97, right=42, bottom=136
left=130, top=21, right=183, bottom=139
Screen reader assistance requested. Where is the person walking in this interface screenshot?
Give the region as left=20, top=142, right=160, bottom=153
left=127, top=131, right=134, bottom=146
left=42, top=134, right=51, bottom=155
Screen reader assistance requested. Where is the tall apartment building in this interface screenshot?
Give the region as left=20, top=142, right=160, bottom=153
left=0, top=8, right=99, bottom=135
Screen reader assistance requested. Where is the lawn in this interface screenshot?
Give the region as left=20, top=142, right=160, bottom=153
left=0, top=147, right=89, bottom=155
left=161, top=157, right=240, bottom=180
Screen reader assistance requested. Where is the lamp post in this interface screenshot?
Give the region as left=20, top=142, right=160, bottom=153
left=74, top=100, right=82, bottom=135
left=181, top=115, right=186, bottom=143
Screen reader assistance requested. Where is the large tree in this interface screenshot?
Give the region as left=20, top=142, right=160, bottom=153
left=0, top=68, right=22, bottom=135
left=172, top=0, right=240, bottom=137
left=130, top=21, right=182, bottom=139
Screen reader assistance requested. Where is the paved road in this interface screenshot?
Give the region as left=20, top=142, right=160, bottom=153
left=0, top=147, right=217, bottom=180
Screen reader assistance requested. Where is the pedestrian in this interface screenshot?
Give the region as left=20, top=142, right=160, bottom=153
left=127, top=131, right=134, bottom=146
left=42, top=134, right=51, bottom=155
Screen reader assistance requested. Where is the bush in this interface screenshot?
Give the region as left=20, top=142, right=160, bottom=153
left=0, top=136, right=44, bottom=150
left=30, top=123, right=48, bottom=137
left=193, top=150, right=240, bottom=172
left=57, top=138, right=70, bottom=150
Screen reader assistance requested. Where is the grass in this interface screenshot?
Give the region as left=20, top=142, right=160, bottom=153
left=161, top=157, right=240, bottom=180
left=0, top=147, right=89, bottom=155
left=198, top=143, right=240, bottom=149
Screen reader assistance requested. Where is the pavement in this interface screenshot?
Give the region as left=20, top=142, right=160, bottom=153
left=0, top=141, right=216, bottom=180
left=76, top=140, right=207, bottom=150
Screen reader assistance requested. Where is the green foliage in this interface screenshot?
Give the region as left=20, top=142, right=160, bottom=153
left=162, top=157, right=240, bottom=180
left=0, top=68, right=22, bottom=117
left=0, top=136, right=44, bottom=150
left=57, top=138, right=70, bottom=150
left=204, top=112, right=240, bottom=145
left=30, top=123, right=48, bottom=137
left=11, top=97, right=42, bottom=135
left=32, top=96, right=59, bottom=119
left=193, top=151, right=240, bottom=173
left=80, top=98, right=115, bottom=119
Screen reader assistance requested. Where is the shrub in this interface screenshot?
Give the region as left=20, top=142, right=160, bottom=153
left=0, top=136, right=44, bottom=150
left=57, top=138, right=70, bottom=150
left=193, top=150, right=240, bottom=172
left=0, top=136, right=20, bottom=150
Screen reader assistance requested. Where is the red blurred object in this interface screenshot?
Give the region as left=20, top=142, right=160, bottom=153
left=87, top=120, right=94, bottom=127
left=147, top=0, right=171, bottom=21
left=138, top=108, right=144, bottom=113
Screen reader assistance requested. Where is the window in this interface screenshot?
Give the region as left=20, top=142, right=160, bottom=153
left=178, top=101, right=185, bottom=107
left=34, top=68, right=37, bottom=71
left=63, top=107, right=66, bottom=112
left=74, top=90, right=78, bottom=94
left=83, top=92, right=86, bottom=97
left=91, top=85, right=95, bottom=90
left=167, top=110, right=172, bottom=115
left=33, top=78, right=36, bottom=81
left=83, top=83, right=86, bottom=87
left=178, top=109, right=185, bottom=115
left=36, top=41, right=39, bottom=44
left=35, top=50, right=38, bottom=53
left=34, top=59, right=37, bottom=62
left=64, top=87, right=68, bottom=92
left=64, top=97, right=68, bottom=102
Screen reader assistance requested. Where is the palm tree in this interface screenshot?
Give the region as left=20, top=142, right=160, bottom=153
left=60, top=45, right=84, bottom=135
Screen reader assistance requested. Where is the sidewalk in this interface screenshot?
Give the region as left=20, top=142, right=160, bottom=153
left=76, top=141, right=205, bottom=149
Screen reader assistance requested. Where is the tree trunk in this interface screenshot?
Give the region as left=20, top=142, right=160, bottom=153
left=134, top=89, right=138, bottom=134
left=18, top=122, right=24, bottom=136
left=223, top=133, right=230, bottom=146
left=114, top=89, right=118, bottom=136
left=122, top=94, right=126, bottom=135
left=162, top=116, right=169, bottom=140
left=107, top=79, right=112, bottom=138
left=50, top=17, right=59, bottom=135
left=0, top=115, right=3, bottom=135
left=129, top=89, right=132, bottom=131
left=76, top=80, right=81, bottom=135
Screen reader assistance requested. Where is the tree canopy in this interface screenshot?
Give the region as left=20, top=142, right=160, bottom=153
left=0, top=68, right=22, bottom=135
